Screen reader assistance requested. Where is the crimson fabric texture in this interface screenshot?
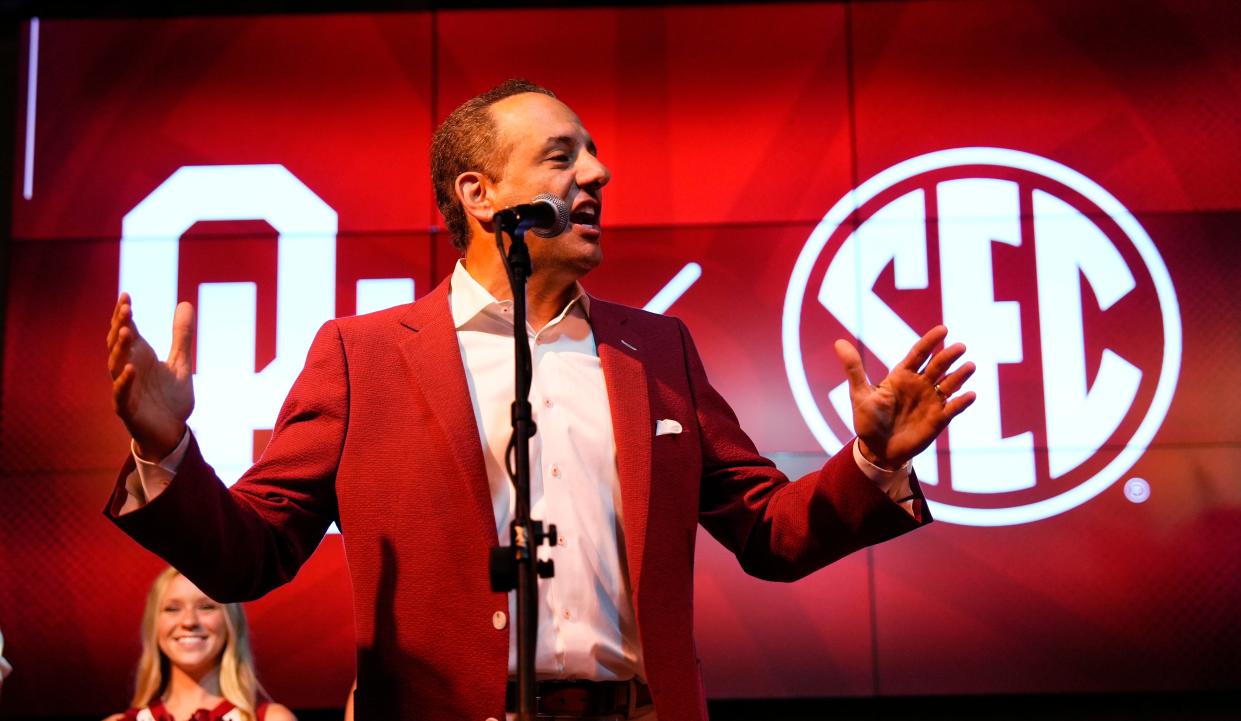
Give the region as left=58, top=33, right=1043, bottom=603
left=120, top=700, right=269, bottom=720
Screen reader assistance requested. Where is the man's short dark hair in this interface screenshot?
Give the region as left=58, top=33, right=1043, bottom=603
left=431, top=78, right=557, bottom=251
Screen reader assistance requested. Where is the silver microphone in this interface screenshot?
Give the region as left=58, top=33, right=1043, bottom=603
left=494, top=193, right=571, bottom=237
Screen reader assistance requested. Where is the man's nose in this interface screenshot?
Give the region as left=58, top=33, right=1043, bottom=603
left=578, top=151, right=611, bottom=190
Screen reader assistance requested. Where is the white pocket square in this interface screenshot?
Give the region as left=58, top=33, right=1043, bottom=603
left=655, top=419, right=683, bottom=436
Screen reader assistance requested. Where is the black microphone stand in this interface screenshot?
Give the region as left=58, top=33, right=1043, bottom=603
left=488, top=219, right=557, bottom=721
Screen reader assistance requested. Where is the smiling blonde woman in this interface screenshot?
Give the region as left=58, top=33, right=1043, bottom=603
left=104, top=568, right=295, bottom=721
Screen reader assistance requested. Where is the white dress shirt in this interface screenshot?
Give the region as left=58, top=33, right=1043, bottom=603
left=449, top=260, right=644, bottom=680
left=122, top=259, right=916, bottom=683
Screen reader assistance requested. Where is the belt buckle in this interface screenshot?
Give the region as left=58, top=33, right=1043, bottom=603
left=525, top=678, right=647, bottom=721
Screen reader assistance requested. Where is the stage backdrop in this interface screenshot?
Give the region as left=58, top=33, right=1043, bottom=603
left=2, top=1, right=1240, bottom=715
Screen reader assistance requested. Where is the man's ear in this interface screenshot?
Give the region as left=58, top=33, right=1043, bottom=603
left=456, top=171, right=495, bottom=226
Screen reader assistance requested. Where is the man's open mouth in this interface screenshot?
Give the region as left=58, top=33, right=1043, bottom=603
left=570, top=205, right=600, bottom=228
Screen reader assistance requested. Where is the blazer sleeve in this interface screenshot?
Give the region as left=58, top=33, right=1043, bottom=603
left=103, top=320, right=348, bottom=602
left=677, top=319, right=929, bottom=582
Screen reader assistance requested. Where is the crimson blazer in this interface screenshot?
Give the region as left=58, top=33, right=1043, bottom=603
left=107, top=277, right=927, bottom=721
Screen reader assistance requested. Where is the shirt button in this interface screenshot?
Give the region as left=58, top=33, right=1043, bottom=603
left=543, top=398, right=553, bottom=408
left=558, top=536, right=566, bottom=546
left=562, top=609, right=571, bottom=620
left=492, top=611, right=507, bottom=630
left=550, top=465, right=561, bottom=478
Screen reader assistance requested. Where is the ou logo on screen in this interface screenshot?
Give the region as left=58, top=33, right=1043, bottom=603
left=118, top=165, right=412, bottom=537
left=782, top=147, right=1182, bottom=527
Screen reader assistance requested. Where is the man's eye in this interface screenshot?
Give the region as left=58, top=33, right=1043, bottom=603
left=548, top=154, right=570, bottom=162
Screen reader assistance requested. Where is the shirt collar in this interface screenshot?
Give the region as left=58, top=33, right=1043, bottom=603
left=449, top=259, right=591, bottom=330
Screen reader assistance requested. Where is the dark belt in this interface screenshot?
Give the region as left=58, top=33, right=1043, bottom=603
left=504, top=678, right=653, bottom=719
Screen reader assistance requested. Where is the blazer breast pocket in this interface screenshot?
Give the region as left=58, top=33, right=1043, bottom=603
left=655, top=418, right=683, bottom=437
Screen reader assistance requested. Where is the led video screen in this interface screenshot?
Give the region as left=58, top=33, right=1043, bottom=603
left=1, top=2, right=1239, bottom=716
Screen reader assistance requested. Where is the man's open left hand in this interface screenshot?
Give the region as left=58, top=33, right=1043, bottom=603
left=833, top=325, right=976, bottom=470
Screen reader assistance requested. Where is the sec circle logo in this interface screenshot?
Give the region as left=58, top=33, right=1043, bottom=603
left=782, top=147, right=1181, bottom=526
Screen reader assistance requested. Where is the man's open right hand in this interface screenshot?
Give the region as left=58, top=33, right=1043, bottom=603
left=106, top=292, right=195, bottom=460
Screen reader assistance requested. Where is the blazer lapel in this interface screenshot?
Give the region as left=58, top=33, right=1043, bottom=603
left=590, top=299, right=653, bottom=600
left=399, top=279, right=496, bottom=540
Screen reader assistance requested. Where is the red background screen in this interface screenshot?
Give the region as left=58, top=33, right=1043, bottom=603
left=1, top=2, right=1239, bottom=715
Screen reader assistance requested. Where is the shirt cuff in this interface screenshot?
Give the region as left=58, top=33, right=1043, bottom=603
left=120, top=430, right=191, bottom=513
left=852, top=440, right=918, bottom=517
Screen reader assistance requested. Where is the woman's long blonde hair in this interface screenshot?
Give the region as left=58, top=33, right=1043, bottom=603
left=131, top=567, right=269, bottom=721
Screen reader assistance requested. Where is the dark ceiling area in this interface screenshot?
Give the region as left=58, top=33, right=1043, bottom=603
left=1, top=0, right=879, bottom=20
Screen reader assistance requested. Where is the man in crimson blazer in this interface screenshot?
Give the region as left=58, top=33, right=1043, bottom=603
left=105, top=80, right=976, bottom=721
